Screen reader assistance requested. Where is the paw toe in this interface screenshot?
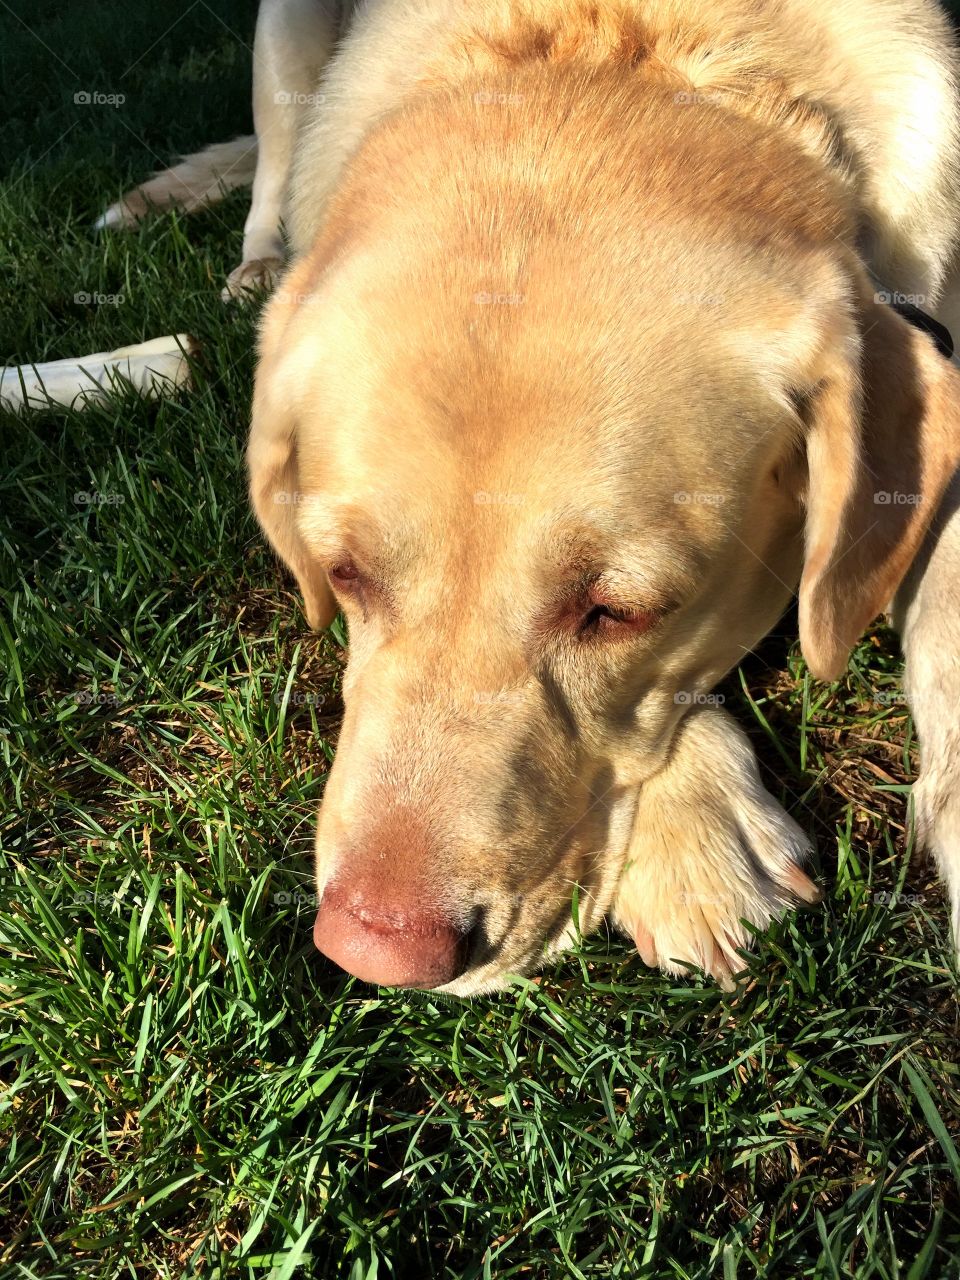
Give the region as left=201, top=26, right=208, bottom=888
left=221, top=257, right=284, bottom=302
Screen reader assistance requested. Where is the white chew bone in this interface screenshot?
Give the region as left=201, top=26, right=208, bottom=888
left=0, top=334, right=196, bottom=412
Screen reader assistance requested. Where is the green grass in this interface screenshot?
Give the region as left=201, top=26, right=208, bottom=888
left=2, top=2, right=960, bottom=1276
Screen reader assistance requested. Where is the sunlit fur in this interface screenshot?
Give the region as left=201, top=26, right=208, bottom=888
left=244, top=0, right=960, bottom=989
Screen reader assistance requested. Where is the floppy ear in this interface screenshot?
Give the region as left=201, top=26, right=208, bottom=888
left=247, top=268, right=336, bottom=631
left=798, top=270, right=960, bottom=680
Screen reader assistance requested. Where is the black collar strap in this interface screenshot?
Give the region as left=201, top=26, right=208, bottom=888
left=875, top=287, right=955, bottom=361
left=888, top=297, right=954, bottom=361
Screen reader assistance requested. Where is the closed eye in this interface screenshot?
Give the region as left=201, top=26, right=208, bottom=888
left=328, top=559, right=361, bottom=589
left=327, top=558, right=372, bottom=607
left=578, top=601, right=661, bottom=640
left=325, top=556, right=391, bottom=625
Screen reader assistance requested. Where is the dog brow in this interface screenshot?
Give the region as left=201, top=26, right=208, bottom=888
left=547, top=523, right=702, bottom=604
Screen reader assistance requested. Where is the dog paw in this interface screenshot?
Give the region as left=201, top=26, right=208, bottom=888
left=221, top=256, right=284, bottom=302
left=94, top=199, right=144, bottom=231
left=611, top=708, right=820, bottom=987
left=911, top=774, right=960, bottom=955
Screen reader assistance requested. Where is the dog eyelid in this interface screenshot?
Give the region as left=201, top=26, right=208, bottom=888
left=577, top=600, right=662, bottom=640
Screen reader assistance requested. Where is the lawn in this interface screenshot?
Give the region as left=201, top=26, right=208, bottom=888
left=2, top=2, right=960, bottom=1276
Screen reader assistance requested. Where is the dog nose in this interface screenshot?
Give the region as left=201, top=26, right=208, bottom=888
left=312, top=878, right=470, bottom=988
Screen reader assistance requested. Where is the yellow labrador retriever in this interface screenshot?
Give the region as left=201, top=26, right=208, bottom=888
left=109, top=0, right=960, bottom=992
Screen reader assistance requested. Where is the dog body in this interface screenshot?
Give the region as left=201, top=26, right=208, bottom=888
left=107, top=0, right=960, bottom=991
left=102, top=0, right=960, bottom=315
left=288, top=0, right=960, bottom=303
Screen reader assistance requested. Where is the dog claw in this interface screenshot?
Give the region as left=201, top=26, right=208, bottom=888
left=784, top=862, right=822, bottom=904
left=633, top=923, right=658, bottom=967
left=712, top=948, right=737, bottom=991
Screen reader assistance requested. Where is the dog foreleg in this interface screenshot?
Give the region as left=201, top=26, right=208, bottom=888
left=223, top=0, right=340, bottom=299
left=891, top=470, right=960, bottom=958
left=611, top=706, right=819, bottom=987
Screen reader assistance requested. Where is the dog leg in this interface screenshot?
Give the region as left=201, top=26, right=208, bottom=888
left=891, top=470, right=960, bottom=956
left=95, top=136, right=259, bottom=230
left=222, top=0, right=340, bottom=300
left=611, top=706, right=819, bottom=987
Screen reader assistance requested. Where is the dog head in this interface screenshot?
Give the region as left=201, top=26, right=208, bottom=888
left=250, top=73, right=960, bottom=992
